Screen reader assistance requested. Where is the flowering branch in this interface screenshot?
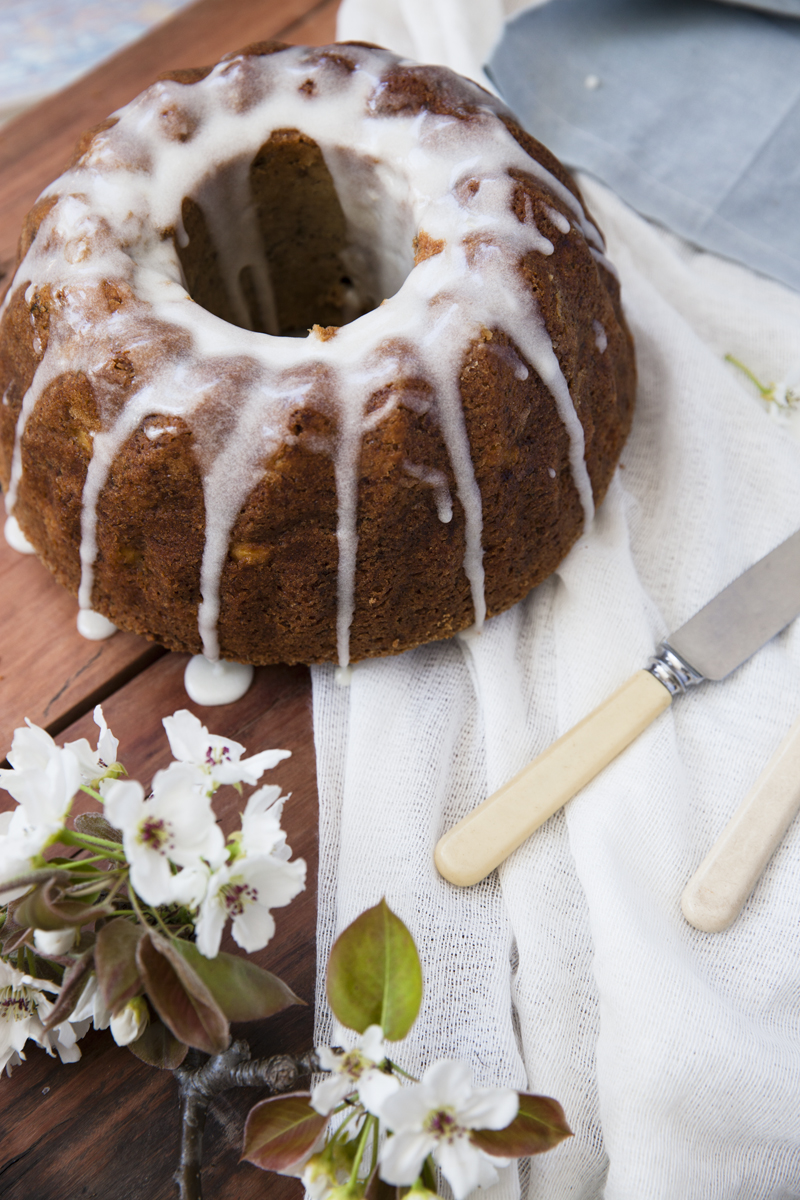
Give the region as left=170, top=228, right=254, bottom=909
left=242, top=901, right=573, bottom=1200
left=0, top=706, right=305, bottom=1074
left=173, top=1041, right=320, bottom=1200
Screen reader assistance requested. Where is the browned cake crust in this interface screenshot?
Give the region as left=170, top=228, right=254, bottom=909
left=0, top=43, right=635, bottom=666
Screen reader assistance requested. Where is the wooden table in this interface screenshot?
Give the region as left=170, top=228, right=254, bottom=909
left=0, top=1, right=339, bottom=1195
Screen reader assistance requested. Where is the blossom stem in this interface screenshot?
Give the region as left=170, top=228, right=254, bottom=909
left=59, top=829, right=126, bottom=859
left=328, top=1105, right=360, bottom=1144
left=386, top=1059, right=420, bottom=1082
left=128, top=886, right=153, bottom=929
left=150, top=906, right=175, bottom=938
left=349, top=1113, right=376, bottom=1187
left=724, top=353, right=772, bottom=399
left=80, top=783, right=107, bottom=804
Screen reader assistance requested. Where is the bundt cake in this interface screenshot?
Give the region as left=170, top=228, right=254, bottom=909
left=0, top=41, right=635, bottom=669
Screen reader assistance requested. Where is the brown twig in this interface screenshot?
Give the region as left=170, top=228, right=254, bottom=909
left=173, top=1040, right=321, bottom=1200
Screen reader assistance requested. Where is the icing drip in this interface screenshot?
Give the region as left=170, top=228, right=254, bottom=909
left=593, top=320, right=608, bottom=353
left=4, top=44, right=605, bottom=666
left=4, top=515, right=36, bottom=554
left=403, top=461, right=453, bottom=523
left=544, top=205, right=571, bottom=235
left=77, top=608, right=118, bottom=639
left=184, top=654, right=254, bottom=705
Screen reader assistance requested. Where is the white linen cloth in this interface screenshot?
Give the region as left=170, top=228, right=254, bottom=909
left=312, top=4, right=800, bottom=1197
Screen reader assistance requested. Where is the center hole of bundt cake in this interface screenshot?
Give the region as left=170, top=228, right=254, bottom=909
left=176, top=129, right=413, bottom=337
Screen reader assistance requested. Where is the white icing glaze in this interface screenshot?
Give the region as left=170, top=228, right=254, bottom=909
left=404, top=461, right=453, bottom=523
left=77, top=608, right=118, bottom=639
left=4, top=514, right=36, bottom=554
left=184, top=653, right=254, bottom=705
left=1, top=44, right=608, bottom=668
left=593, top=319, right=608, bottom=353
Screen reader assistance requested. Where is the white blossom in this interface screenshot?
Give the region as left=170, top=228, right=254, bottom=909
left=70, top=973, right=111, bottom=1031
left=312, top=1025, right=399, bottom=1116
left=239, top=785, right=291, bottom=856
left=375, top=1060, right=518, bottom=1200
left=104, top=765, right=224, bottom=905
left=194, top=849, right=306, bottom=958
left=0, top=721, right=80, bottom=837
left=0, top=959, right=88, bottom=1075
left=0, top=810, right=45, bottom=900
left=63, top=704, right=121, bottom=788
left=33, top=928, right=76, bottom=956
left=162, top=710, right=290, bottom=794
left=110, top=996, right=148, bottom=1046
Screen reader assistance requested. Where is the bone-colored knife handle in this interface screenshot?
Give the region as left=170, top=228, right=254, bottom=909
left=681, top=713, right=800, bottom=933
left=434, top=670, right=672, bottom=887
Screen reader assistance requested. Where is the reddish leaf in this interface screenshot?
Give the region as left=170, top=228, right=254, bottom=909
left=40, top=947, right=94, bottom=1032
left=0, top=868, right=72, bottom=896
left=327, top=899, right=422, bottom=1040
left=126, top=1016, right=188, bottom=1069
left=95, top=919, right=145, bottom=1014
left=242, top=1092, right=327, bottom=1172
left=14, top=877, right=113, bottom=930
left=470, top=1093, right=572, bottom=1158
left=172, top=939, right=303, bottom=1022
left=136, top=931, right=229, bottom=1055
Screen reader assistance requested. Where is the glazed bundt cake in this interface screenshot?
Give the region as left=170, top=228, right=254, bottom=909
left=0, top=41, right=635, bottom=669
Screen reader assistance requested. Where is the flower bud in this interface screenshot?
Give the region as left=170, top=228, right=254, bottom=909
left=33, top=928, right=75, bottom=956
left=407, top=1180, right=442, bottom=1199
left=110, top=996, right=149, bottom=1046
left=302, top=1154, right=339, bottom=1200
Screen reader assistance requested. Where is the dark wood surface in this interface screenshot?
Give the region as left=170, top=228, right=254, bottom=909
left=0, top=0, right=339, bottom=1195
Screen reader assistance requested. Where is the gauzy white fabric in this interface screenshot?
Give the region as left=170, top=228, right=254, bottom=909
left=311, top=7, right=800, bottom=1197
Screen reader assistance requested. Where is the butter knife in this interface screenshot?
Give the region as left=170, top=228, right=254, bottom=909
left=681, top=711, right=800, bottom=932
left=435, top=529, right=800, bottom=887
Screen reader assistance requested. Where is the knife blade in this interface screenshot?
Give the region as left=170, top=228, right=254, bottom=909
left=434, top=528, right=800, bottom=887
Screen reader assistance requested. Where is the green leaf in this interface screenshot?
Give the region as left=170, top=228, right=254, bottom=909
left=326, top=899, right=422, bottom=1040
left=136, top=931, right=229, bottom=1056
left=40, top=948, right=94, bottom=1032
left=470, top=1093, right=572, bottom=1158
left=126, top=1015, right=188, bottom=1069
left=95, top=919, right=145, bottom=1014
left=241, top=1092, right=327, bottom=1172
left=171, top=939, right=303, bottom=1022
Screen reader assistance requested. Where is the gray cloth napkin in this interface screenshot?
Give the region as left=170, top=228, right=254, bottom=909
left=488, top=0, right=800, bottom=291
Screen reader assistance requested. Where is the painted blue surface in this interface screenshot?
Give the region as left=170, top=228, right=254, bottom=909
left=489, top=0, right=800, bottom=291
left=0, top=0, right=195, bottom=109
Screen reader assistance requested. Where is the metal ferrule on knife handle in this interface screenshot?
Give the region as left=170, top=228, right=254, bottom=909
left=646, top=643, right=706, bottom=695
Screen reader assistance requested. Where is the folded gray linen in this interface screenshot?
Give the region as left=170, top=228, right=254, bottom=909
left=488, top=0, right=800, bottom=290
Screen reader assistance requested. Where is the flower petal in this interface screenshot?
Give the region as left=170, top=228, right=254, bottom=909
left=379, top=1130, right=435, bottom=1186
left=435, top=1138, right=498, bottom=1200
left=358, top=1068, right=400, bottom=1115
left=310, top=1072, right=353, bottom=1116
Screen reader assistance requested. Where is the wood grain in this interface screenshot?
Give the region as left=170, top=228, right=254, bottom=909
left=0, top=536, right=164, bottom=758
left=0, top=0, right=340, bottom=283
left=0, top=0, right=341, bottom=1194
left=0, top=654, right=318, bottom=1200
